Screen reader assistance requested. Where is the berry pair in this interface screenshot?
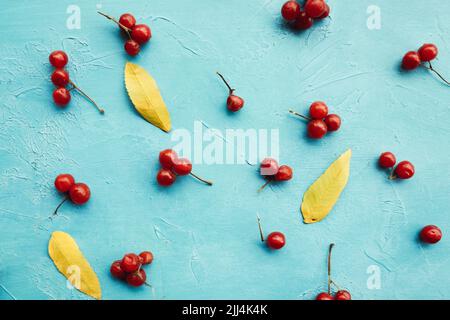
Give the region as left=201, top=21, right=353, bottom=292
left=98, top=12, right=151, bottom=56
left=402, top=43, right=449, bottom=85
left=258, top=158, right=293, bottom=192
left=378, top=152, right=415, bottom=180
left=53, top=174, right=91, bottom=216
left=290, top=101, right=341, bottom=139
left=157, top=149, right=212, bottom=187
left=49, top=51, right=104, bottom=114
left=281, top=0, right=330, bottom=31
left=256, top=216, right=286, bottom=250
left=110, top=251, right=153, bottom=287
left=216, top=72, right=244, bottom=112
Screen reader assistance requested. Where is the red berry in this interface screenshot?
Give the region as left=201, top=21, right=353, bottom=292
left=335, top=290, right=351, bottom=300
left=307, top=119, right=328, bottom=139
left=266, top=232, right=286, bottom=250
left=316, top=292, right=334, bottom=300
left=324, top=114, right=341, bottom=132
left=131, top=24, right=151, bottom=44
left=69, top=183, right=91, bottom=205
left=281, top=1, right=301, bottom=21
left=119, top=13, right=136, bottom=29
left=309, top=101, right=328, bottom=119
left=110, top=260, right=126, bottom=279
left=173, top=158, right=193, bottom=176
left=124, top=40, right=140, bottom=56
left=54, top=174, right=75, bottom=193
left=49, top=50, right=68, bottom=68
left=304, top=0, right=326, bottom=18
left=317, top=3, right=330, bottom=19
left=139, top=251, right=154, bottom=265
left=292, top=11, right=313, bottom=30
left=402, top=51, right=421, bottom=70
left=159, top=149, right=179, bottom=169
left=420, top=225, right=442, bottom=244
left=418, top=43, right=438, bottom=62
left=260, top=158, right=279, bottom=176
left=379, top=152, right=396, bottom=168
left=126, top=269, right=146, bottom=287
left=51, top=69, right=70, bottom=87
left=227, top=95, right=244, bottom=112
left=394, top=161, right=415, bottom=179
left=275, top=165, right=293, bottom=181
left=53, top=87, right=71, bottom=106
left=120, top=253, right=141, bottom=273
left=156, top=169, right=176, bottom=186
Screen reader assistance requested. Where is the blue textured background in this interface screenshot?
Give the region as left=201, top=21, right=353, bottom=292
left=0, top=0, right=449, bottom=300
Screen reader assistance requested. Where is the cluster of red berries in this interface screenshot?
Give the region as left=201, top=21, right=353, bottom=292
left=281, top=0, right=330, bottom=30
left=216, top=72, right=244, bottom=112
left=110, top=251, right=153, bottom=287
left=378, top=152, right=415, bottom=180
left=156, top=149, right=212, bottom=187
left=98, top=12, right=151, bottom=56
left=258, top=158, right=293, bottom=192
left=257, top=216, right=286, bottom=250
left=53, top=174, right=91, bottom=216
left=49, top=50, right=104, bottom=114
left=290, top=101, right=341, bottom=139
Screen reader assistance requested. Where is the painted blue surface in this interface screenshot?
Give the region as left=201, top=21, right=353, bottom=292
left=0, top=0, right=449, bottom=300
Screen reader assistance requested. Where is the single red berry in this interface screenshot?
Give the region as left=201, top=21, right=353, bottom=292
left=316, top=292, right=334, bottom=300
left=260, top=158, right=279, bottom=176
left=49, top=50, right=68, bottom=68
left=126, top=269, right=146, bottom=287
left=292, top=11, right=313, bottom=30
left=275, top=165, right=293, bottom=181
left=110, top=260, right=126, bottom=280
left=124, top=39, right=140, bottom=56
left=420, top=225, right=442, bottom=244
left=121, top=253, right=141, bottom=273
left=139, top=251, right=154, bottom=265
left=227, top=95, right=244, bottom=112
left=119, top=13, right=136, bottom=29
left=159, top=149, right=179, bottom=169
left=266, top=232, right=286, bottom=250
left=69, top=183, right=91, bottom=205
left=379, top=152, right=396, bottom=168
left=418, top=43, right=438, bottom=62
left=402, top=51, right=421, bottom=70
left=309, top=101, right=328, bottom=119
left=54, top=174, right=75, bottom=193
left=304, top=0, right=326, bottom=18
left=51, top=69, right=70, bottom=87
left=307, top=119, right=328, bottom=139
left=173, top=158, right=193, bottom=176
left=335, top=290, right=351, bottom=300
left=324, top=114, right=341, bottom=132
left=53, top=87, right=71, bottom=106
left=394, top=161, right=415, bottom=179
left=131, top=24, right=151, bottom=44
left=156, top=169, right=176, bottom=186
left=317, top=3, right=330, bottom=19
left=281, top=1, right=301, bottom=21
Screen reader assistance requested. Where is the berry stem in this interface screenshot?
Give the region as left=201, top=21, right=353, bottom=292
left=424, top=62, right=450, bottom=85
left=327, top=243, right=335, bottom=295
left=216, top=72, right=234, bottom=94
left=257, top=179, right=272, bottom=193
left=190, top=172, right=213, bottom=186
left=388, top=167, right=397, bottom=180
left=69, top=80, right=105, bottom=114
left=256, top=215, right=265, bottom=242
left=97, top=11, right=132, bottom=39
left=289, top=109, right=311, bottom=121
left=53, top=196, right=69, bottom=216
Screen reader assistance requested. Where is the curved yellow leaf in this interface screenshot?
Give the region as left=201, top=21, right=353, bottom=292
left=301, top=149, right=352, bottom=224
left=124, top=62, right=171, bottom=132
left=48, top=231, right=101, bottom=300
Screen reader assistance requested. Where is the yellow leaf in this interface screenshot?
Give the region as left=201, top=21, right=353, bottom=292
left=301, top=149, right=352, bottom=224
left=48, top=231, right=102, bottom=300
left=124, top=62, right=171, bottom=132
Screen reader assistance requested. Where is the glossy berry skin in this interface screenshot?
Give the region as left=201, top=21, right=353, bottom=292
left=126, top=269, right=146, bottom=287
left=275, top=165, right=293, bottom=181
left=394, top=161, right=415, bottom=179
left=49, top=50, right=68, bottom=68
left=124, top=40, right=140, bottom=56
left=156, top=169, right=176, bottom=186
left=53, top=87, right=71, bottom=106
left=260, top=158, right=279, bottom=176
left=69, top=183, right=91, bottom=205
left=173, top=158, right=193, bottom=176
left=318, top=3, right=330, bottom=19
left=324, top=114, right=341, bottom=132
left=420, top=225, right=442, bottom=244
left=379, top=152, right=396, bottom=168
left=121, top=253, right=141, bottom=273
left=304, top=0, right=327, bottom=18
left=131, top=24, right=151, bottom=44
left=335, top=290, right=352, bottom=300
left=292, top=11, right=313, bottom=30
left=51, top=69, right=70, bottom=87
left=316, top=292, right=334, bottom=300
left=281, top=1, right=301, bottom=21
left=307, top=119, right=328, bottom=139
left=139, top=251, right=154, bottom=265
left=309, top=101, right=328, bottom=119
left=402, top=51, right=421, bottom=70
left=266, top=232, right=286, bottom=250
left=110, top=260, right=126, bottom=280
left=418, top=44, right=438, bottom=62
left=119, top=13, right=136, bottom=30
left=227, top=95, right=244, bottom=112
left=159, top=149, right=179, bottom=169
left=54, top=174, right=75, bottom=193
